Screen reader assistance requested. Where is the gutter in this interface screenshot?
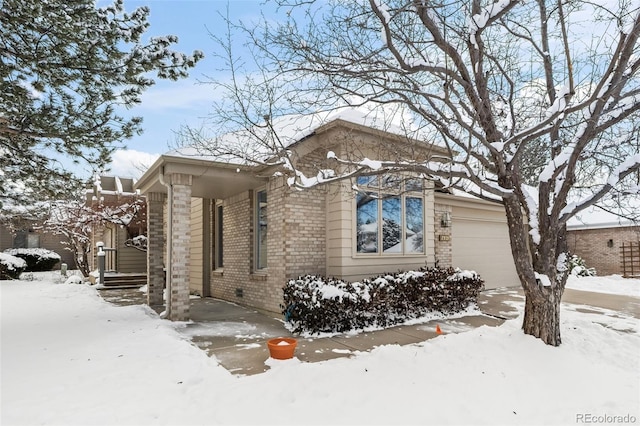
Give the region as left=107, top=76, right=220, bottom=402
left=567, top=220, right=637, bottom=231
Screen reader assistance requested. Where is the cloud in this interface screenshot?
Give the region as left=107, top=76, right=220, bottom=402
left=138, top=79, right=218, bottom=111
left=107, top=149, right=160, bottom=180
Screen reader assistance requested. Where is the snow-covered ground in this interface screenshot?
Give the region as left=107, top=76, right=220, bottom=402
left=566, top=274, right=640, bottom=297
left=1, top=272, right=639, bottom=425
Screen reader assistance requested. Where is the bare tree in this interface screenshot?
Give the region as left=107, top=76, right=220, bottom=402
left=185, top=0, right=640, bottom=346
left=44, top=200, right=94, bottom=277
left=44, top=195, right=146, bottom=276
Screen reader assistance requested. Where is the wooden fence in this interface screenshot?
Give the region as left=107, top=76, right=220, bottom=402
left=621, top=242, right=640, bottom=278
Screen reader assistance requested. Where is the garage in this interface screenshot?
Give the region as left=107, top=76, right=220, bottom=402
left=446, top=197, right=520, bottom=289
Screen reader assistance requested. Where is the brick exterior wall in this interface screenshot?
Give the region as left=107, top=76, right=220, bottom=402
left=262, top=179, right=287, bottom=311
left=434, top=203, right=452, bottom=268
left=169, top=174, right=192, bottom=321
left=146, top=192, right=166, bottom=306
left=209, top=175, right=327, bottom=314
left=210, top=191, right=253, bottom=307
left=567, top=226, right=640, bottom=276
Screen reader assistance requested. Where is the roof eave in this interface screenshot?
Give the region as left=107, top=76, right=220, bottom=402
left=134, top=154, right=264, bottom=194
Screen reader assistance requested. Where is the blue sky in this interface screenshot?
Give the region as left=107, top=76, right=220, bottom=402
left=105, top=0, right=282, bottom=176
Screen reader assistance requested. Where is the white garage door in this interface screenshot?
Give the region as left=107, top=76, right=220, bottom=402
left=451, top=208, right=520, bottom=289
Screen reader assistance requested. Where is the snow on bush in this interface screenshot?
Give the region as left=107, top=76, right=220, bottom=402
left=3, top=248, right=62, bottom=272
left=282, top=267, right=484, bottom=334
left=0, top=253, right=27, bottom=279
left=569, top=254, right=596, bottom=277
left=125, top=235, right=147, bottom=251
left=64, top=275, right=84, bottom=285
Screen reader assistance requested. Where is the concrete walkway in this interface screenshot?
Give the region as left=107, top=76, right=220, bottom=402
left=98, top=286, right=640, bottom=376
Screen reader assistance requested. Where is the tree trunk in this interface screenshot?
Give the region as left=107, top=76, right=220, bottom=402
left=522, top=283, right=563, bottom=346
left=74, top=242, right=91, bottom=277
left=502, top=197, right=565, bottom=346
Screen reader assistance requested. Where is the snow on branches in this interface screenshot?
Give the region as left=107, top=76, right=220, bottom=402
left=44, top=194, right=146, bottom=276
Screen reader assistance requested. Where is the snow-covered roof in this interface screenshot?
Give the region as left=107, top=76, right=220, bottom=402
left=448, top=186, right=502, bottom=202
left=90, top=175, right=138, bottom=196
left=567, top=206, right=637, bottom=230
left=137, top=105, right=450, bottom=197
left=165, top=105, right=436, bottom=164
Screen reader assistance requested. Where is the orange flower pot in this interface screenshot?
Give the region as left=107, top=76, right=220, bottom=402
left=267, top=337, right=297, bottom=360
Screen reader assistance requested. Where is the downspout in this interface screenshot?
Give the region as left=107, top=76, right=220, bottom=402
left=159, top=167, right=172, bottom=319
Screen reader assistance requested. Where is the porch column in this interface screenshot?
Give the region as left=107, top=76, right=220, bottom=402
left=169, top=173, right=192, bottom=321
left=147, top=192, right=166, bottom=307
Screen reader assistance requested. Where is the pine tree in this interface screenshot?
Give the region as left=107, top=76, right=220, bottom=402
left=0, top=0, right=203, bottom=207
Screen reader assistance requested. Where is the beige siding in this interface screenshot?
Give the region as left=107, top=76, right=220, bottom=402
left=189, top=197, right=205, bottom=295
left=0, top=225, right=13, bottom=250
left=176, top=121, right=521, bottom=314
left=322, top=133, right=437, bottom=281
left=85, top=186, right=148, bottom=273
left=326, top=180, right=436, bottom=281
left=115, top=227, right=146, bottom=273
left=0, top=224, right=75, bottom=268
left=326, top=183, right=352, bottom=265
left=424, top=189, right=436, bottom=264
left=39, top=232, right=75, bottom=267
left=90, top=224, right=146, bottom=273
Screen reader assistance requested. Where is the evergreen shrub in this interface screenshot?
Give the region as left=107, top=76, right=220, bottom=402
left=282, top=266, right=484, bottom=334
left=0, top=253, right=27, bottom=279
left=3, top=248, right=61, bottom=272
left=569, top=254, right=596, bottom=277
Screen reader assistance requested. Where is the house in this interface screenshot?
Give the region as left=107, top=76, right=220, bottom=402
left=0, top=202, right=74, bottom=268
left=0, top=222, right=74, bottom=268
left=85, top=175, right=147, bottom=274
left=567, top=207, right=640, bottom=277
left=135, top=109, right=519, bottom=320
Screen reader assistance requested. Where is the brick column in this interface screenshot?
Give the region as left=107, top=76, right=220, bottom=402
left=169, top=173, right=192, bottom=321
left=147, top=192, right=166, bottom=307
left=434, top=204, right=452, bottom=267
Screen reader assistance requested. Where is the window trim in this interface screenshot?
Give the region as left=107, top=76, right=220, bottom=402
left=254, top=188, right=268, bottom=271
left=354, top=175, right=426, bottom=257
left=214, top=202, right=224, bottom=270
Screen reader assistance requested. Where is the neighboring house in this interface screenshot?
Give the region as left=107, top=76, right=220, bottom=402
left=0, top=222, right=74, bottom=268
left=135, top=109, right=519, bottom=321
left=85, top=175, right=147, bottom=274
left=567, top=208, right=640, bottom=277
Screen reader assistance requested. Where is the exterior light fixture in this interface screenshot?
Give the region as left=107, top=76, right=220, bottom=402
left=441, top=212, right=452, bottom=227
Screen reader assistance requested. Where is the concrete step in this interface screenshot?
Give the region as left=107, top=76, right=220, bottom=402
left=94, top=273, right=147, bottom=289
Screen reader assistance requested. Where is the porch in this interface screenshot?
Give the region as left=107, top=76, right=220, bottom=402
left=135, top=154, right=269, bottom=321
left=90, top=244, right=147, bottom=289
